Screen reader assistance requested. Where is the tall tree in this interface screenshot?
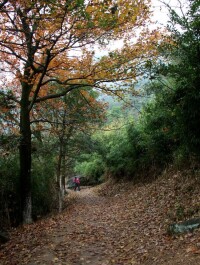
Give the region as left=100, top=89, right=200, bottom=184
left=0, top=0, right=154, bottom=223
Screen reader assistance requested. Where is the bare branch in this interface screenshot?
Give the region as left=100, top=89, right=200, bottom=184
left=0, top=0, right=8, bottom=9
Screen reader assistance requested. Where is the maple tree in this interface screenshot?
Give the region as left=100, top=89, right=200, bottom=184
left=0, top=0, right=156, bottom=223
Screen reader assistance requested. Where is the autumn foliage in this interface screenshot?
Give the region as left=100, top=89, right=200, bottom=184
left=0, top=0, right=160, bottom=223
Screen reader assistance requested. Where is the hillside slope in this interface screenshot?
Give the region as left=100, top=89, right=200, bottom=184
left=97, top=169, right=200, bottom=264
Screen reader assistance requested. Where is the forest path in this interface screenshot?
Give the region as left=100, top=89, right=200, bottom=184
left=25, top=187, right=138, bottom=265
left=1, top=180, right=200, bottom=265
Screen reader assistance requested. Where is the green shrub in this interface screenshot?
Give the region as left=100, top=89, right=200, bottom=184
left=0, top=153, right=20, bottom=227
left=75, top=153, right=105, bottom=185
left=32, top=154, right=57, bottom=218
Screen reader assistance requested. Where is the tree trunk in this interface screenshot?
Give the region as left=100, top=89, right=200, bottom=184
left=57, top=142, right=63, bottom=213
left=62, top=153, right=66, bottom=193
left=56, top=107, right=67, bottom=213
left=19, top=86, right=32, bottom=224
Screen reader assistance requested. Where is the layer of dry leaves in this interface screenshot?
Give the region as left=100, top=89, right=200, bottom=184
left=0, top=169, right=200, bottom=265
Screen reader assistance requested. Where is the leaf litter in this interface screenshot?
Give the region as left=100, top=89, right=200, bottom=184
left=0, top=170, right=200, bottom=265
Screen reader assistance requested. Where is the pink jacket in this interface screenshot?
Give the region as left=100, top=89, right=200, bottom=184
left=73, top=177, right=80, bottom=184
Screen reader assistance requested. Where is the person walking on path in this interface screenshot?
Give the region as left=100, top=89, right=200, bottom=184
left=73, top=176, right=81, bottom=191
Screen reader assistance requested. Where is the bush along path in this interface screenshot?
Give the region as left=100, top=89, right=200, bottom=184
left=0, top=173, right=200, bottom=265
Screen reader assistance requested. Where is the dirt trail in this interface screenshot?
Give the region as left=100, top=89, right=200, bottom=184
left=26, top=187, right=133, bottom=265
left=1, top=179, right=200, bottom=265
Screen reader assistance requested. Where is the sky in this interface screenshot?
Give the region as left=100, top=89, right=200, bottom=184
left=151, top=0, right=169, bottom=25
left=151, top=0, right=188, bottom=26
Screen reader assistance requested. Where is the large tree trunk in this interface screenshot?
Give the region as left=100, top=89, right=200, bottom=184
left=19, top=86, right=32, bottom=224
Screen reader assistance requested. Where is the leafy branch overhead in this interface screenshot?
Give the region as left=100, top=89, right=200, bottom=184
left=0, top=0, right=156, bottom=109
